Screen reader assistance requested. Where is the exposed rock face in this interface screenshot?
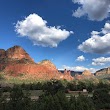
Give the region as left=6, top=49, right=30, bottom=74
left=0, top=46, right=73, bottom=81
left=61, top=69, right=74, bottom=80
left=95, top=67, right=110, bottom=76
left=0, top=46, right=34, bottom=64
left=4, top=64, right=58, bottom=79
left=82, top=70, right=92, bottom=76
left=38, top=60, right=57, bottom=71
left=75, top=70, right=93, bottom=80
left=6, top=46, right=33, bottom=61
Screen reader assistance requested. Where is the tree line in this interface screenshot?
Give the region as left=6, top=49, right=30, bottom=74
left=0, top=79, right=110, bottom=110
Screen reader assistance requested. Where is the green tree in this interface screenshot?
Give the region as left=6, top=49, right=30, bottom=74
left=36, top=91, right=68, bottom=110
left=43, top=79, right=65, bottom=95
left=0, top=89, right=8, bottom=110
left=9, top=85, right=31, bottom=110
left=55, top=91, right=69, bottom=110
left=69, top=96, right=76, bottom=110
left=93, top=88, right=110, bottom=109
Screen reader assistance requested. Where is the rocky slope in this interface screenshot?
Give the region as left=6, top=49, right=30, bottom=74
left=38, top=60, right=57, bottom=71
left=0, top=45, right=73, bottom=81
left=95, top=67, right=110, bottom=76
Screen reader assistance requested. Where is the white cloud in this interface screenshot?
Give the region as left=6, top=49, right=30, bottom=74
left=76, top=55, right=85, bottom=61
left=15, top=13, right=73, bottom=47
left=91, top=31, right=100, bottom=35
left=61, top=65, right=97, bottom=73
left=102, top=22, right=110, bottom=34
left=78, top=22, right=110, bottom=54
left=72, top=0, right=110, bottom=21
left=92, top=57, right=110, bottom=66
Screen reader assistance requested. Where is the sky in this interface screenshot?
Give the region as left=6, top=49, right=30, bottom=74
left=0, top=0, right=110, bottom=73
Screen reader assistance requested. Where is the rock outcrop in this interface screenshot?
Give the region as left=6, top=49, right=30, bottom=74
left=0, top=45, right=73, bottom=81
left=95, top=67, right=110, bottom=76
left=62, top=69, right=74, bottom=80
left=75, top=70, right=93, bottom=80
left=0, top=45, right=33, bottom=62
left=82, top=70, right=92, bottom=76
left=38, top=60, right=57, bottom=71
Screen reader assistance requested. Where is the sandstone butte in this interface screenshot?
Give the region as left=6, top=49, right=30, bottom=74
left=75, top=70, right=93, bottom=80
left=0, top=45, right=73, bottom=80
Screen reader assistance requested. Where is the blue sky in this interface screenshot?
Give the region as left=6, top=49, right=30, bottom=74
left=0, top=0, right=110, bottom=72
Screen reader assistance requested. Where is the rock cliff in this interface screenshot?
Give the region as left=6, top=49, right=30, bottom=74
left=0, top=45, right=33, bottom=62
left=0, top=45, right=73, bottom=81
left=95, top=67, right=110, bottom=76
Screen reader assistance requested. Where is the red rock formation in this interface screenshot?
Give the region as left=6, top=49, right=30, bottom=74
left=4, top=64, right=56, bottom=79
left=82, top=70, right=92, bottom=76
left=38, top=60, right=57, bottom=71
left=6, top=45, right=33, bottom=61
left=63, top=69, right=74, bottom=80
left=75, top=70, right=94, bottom=80
left=0, top=46, right=73, bottom=81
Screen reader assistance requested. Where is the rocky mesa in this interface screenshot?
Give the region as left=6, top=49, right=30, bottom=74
left=95, top=67, right=110, bottom=76
left=0, top=45, right=73, bottom=80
